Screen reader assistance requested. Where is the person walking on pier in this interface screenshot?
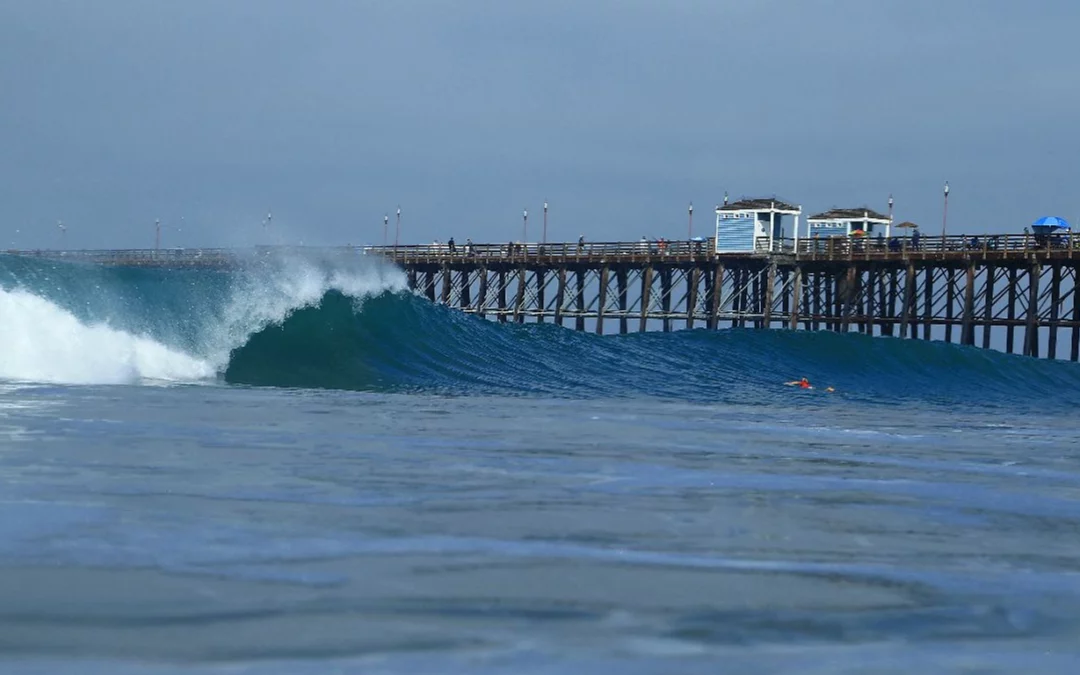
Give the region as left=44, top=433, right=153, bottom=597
left=578, top=235, right=585, bottom=253
left=911, top=229, right=921, bottom=251
left=448, top=237, right=456, bottom=254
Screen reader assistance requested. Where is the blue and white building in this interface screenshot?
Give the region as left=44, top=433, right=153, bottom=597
left=714, top=198, right=802, bottom=253
left=806, top=208, right=892, bottom=240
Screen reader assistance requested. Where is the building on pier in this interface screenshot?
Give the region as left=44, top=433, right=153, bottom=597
left=715, top=197, right=802, bottom=254
left=807, top=207, right=892, bottom=240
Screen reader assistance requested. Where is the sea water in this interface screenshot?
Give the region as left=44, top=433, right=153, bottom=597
left=1, top=252, right=1079, bottom=673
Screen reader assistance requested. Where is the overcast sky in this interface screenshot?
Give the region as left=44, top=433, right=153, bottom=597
left=1, top=0, right=1077, bottom=249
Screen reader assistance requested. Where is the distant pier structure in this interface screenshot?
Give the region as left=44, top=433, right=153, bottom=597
left=9, top=202, right=1080, bottom=360
left=368, top=205, right=1080, bottom=361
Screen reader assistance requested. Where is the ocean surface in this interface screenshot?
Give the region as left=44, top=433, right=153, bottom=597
left=2, top=251, right=1080, bottom=674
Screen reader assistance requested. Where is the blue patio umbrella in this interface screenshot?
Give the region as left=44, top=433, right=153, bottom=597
left=1033, top=216, right=1070, bottom=229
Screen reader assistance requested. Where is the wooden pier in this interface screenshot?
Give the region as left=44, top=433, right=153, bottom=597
left=9, top=233, right=1080, bottom=360
left=372, top=234, right=1080, bottom=361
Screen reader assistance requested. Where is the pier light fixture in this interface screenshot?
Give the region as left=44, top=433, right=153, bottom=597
left=523, top=209, right=528, bottom=243
left=543, top=201, right=548, bottom=244
left=887, top=194, right=894, bottom=239
left=395, top=206, right=401, bottom=248
left=155, top=219, right=161, bottom=250
left=688, top=202, right=694, bottom=239
left=384, top=214, right=389, bottom=246
left=942, top=181, right=950, bottom=240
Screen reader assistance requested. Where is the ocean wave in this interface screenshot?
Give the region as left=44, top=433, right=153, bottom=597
left=3, top=252, right=1080, bottom=406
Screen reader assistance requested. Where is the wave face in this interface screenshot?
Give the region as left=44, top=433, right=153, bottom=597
left=3, top=251, right=1080, bottom=408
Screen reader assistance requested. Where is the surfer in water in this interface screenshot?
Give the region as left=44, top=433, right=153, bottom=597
left=784, top=378, right=835, bottom=392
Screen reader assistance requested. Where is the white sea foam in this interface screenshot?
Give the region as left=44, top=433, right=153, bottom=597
left=0, top=287, right=214, bottom=384
left=0, top=251, right=407, bottom=386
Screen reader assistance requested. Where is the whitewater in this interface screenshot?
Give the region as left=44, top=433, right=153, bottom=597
left=2, top=251, right=1080, bottom=674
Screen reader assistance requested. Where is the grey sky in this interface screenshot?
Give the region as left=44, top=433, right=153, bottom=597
left=1, top=0, right=1077, bottom=249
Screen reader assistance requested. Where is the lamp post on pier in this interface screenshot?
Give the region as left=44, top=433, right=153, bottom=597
left=523, top=209, right=528, bottom=243
left=543, top=201, right=548, bottom=244
left=395, top=207, right=401, bottom=248
left=941, top=181, right=950, bottom=244
left=155, top=219, right=161, bottom=250
left=383, top=214, right=388, bottom=246
left=887, top=194, right=893, bottom=239
left=688, top=202, right=693, bottom=240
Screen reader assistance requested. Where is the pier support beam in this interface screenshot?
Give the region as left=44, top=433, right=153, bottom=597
left=460, top=269, right=471, bottom=309
left=575, top=269, right=586, bottom=332
left=885, top=269, right=898, bottom=337
left=477, top=268, right=488, bottom=318
left=1007, top=267, right=1018, bottom=353
left=425, top=270, right=436, bottom=303
left=865, top=267, right=876, bottom=335
left=824, top=271, right=835, bottom=332
left=1072, top=265, right=1080, bottom=361
left=812, top=271, right=822, bottom=331
left=640, top=265, right=654, bottom=333
left=1024, top=264, right=1041, bottom=357
left=597, top=266, right=609, bottom=335
left=441, top=265, right=452, bottom=305
left=536, top=270, right=545, bottom=323
left=661, top=267, right=672, bottom=332
left=707, top=263, right=723, bottom=331
left=514, top=267, right=526, bottom=323
left=789, top=267, right=803, bottom=330
left=982, top=265, right=995, bottom=350
left=945, top=267, right=956, bottom=343
left=554, top=267, right=566, bottom=327
left=923, top=267, right=933, bottom=341
left=617, top=268, right=628, bottom=334
left=840, top=265, right=856, bottom=332
left=961, top=263, right=976, bottom=346
left=900, top=264, right=915, bottom=339
left=1048, top=264, right=1061, bottom=359
left=686, top=267, right=700, bottom=330
left=762, top=263, right=776, bottom=329
left=497, top=270, right=507, bottom=323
